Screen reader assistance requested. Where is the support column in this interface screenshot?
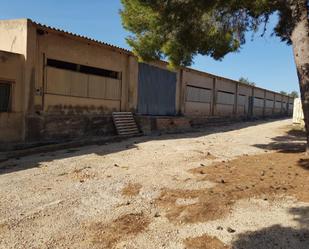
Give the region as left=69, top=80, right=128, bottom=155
left=178, top=68, right=185, bottom=115
left=127, top=55, right=139, bottom=112
left=287, top=96, right=290, bottom=115
left=249, top=86, right=255, bottom=118
left=273, top=94, right=276, bottom=115
left=234, top=82, right=239, bottom=117
left=211, top=77, right=217, bottom=116
left=281, top=95, right=284, bottom=115
left=263, top=90, right=266, bottom=117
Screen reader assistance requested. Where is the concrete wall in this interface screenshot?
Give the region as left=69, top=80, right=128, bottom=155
left=0, top=19, right=28, bottom=143
left=23, top=21, right=141, bottom=141
left=0, top=19, right=294, bottom=144
left=181, top=68, right=293, bottom=119
left=182, top=69, right=213, bottom=116
left=0, top=51, right=25, bottom=143
left=252, top=88, right=264, bottom=117
left=265, top=91, right=275, bottom=116
left=0, top=19, right=28, bottom=55
left=34, top=26, right=132, bottom=113
left=0, top=19, right=140, bottom=142
left=274, top=94, right=283, bottom=114
left=216, top=78, right=236, bottom=116
left=237, top=84, right=252, bottom=116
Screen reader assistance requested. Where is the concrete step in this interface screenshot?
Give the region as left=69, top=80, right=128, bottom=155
left=112, top=112, right=140, bottom=136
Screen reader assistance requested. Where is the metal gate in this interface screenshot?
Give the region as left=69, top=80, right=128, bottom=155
left=137, top=63, right=177, bottom=116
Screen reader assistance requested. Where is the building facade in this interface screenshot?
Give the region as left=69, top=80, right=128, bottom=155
left=0, top=19, right=294, bottom=144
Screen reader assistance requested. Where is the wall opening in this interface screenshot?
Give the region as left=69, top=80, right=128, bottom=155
left=0, top=82, right=12, bottom=112
left=47, top=58, right=121, bottom=79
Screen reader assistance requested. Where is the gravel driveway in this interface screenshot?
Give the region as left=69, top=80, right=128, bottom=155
left=0, top=118, right=308, bottom=249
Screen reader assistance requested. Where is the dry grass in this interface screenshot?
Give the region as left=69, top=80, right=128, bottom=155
left=156, top=152, right=309, bottom=224
left=0, top=222, right=8, bottom=233
left=121, top=183, right=142, bottom=197
left=184, top=234, right=229, bottom=249
left=71, top=167, right=96, bottom=182
left=88, top=213, right=150, bottom=249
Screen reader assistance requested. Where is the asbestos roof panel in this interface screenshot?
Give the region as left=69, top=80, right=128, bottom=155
left=30, top=19, right=133, bottom=55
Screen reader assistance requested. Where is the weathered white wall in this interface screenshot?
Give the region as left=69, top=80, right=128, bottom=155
left=293, top=98, right=303, bottom=124
left=0, top=19, right=27, bottom=55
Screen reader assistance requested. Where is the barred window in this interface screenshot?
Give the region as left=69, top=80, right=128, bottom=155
left=0, top=83, right=11, bottom=112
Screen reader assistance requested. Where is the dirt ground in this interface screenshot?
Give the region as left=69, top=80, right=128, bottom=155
left=0, top=119, right=308, bottom=249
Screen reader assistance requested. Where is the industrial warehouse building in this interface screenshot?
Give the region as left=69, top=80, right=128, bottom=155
left=0, top=19, right=294, bottom=145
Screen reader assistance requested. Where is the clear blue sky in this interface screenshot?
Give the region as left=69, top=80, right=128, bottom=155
left=1, top=0, right=299, bottom=93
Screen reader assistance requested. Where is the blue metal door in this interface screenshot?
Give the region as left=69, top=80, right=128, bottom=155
left=138, top=63, right=177, bottom=116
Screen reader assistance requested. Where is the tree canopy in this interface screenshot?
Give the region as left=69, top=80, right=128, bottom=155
left=239, top=77, right=256, bottom=86
left=280, top=90, right=300, bottom=97
left=121, top=0, right=309, bottom=148
left=121, top=0, right=306, bottom=67
left=289, top=90, right=299, bottom=98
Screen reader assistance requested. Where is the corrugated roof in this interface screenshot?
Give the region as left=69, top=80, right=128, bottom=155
left=30, top=19, right=133, bottom=55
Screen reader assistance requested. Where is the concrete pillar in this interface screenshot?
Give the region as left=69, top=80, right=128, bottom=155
left=233, top=82, right=239, bottom=117
left=281, top=95, right=283, bottom=115
left=211, top=77, right=217, bottom=116
left=34, top=31, right=45, bottom=113
left=263, top=89, right=266, bottom=117
left=250, top=86, right=255, bottom=117
left=41, top=53, right=46, bottom=111
left=273, top=94, right=276, bottom=115
left=127, top=55, right=139, bottom=112
left=178, top=68, right=184, bottom=115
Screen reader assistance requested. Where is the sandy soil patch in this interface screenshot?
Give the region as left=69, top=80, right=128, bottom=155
left=184, top=234, right=229, bottom=249
left=156, top=151, right=309, bottom=224
left=122, top=183, right=143, bottom=197
left=86, top=213, right=150, bottom=249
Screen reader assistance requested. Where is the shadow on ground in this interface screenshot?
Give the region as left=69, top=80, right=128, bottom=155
left=298, top=158, right=309, bottom=170
left=253, top=123, right=309, bottom=171
left=231, top=206, right=309, bottom=249
left=0, top=118, right=292, bottom=175
left=253, top=126, right=306, bottom=153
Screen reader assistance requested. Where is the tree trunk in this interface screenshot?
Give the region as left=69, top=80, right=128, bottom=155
left=290, top=1, right=309, bottom=152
